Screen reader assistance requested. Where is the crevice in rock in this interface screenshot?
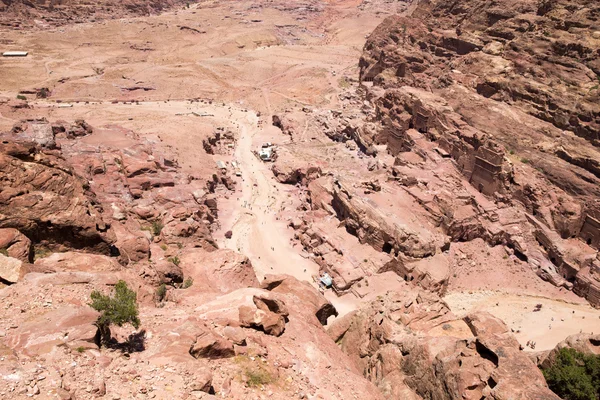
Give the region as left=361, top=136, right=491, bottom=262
left=474, top=340, right=499, bottom=367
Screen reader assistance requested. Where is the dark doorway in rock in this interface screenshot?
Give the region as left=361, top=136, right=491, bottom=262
left=382, top=242, right=393, bottom=254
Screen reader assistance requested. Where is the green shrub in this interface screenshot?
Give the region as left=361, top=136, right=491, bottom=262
left=16, top=95, right=26, bottom=101
left=0, top=248, right=8, bottom=257
left=156, top=283, right=167, bottom=302
left=183, top=277, right=194, bottom=289
left=33, top=246, right=52, bottom=261
left=89, top=280, right=140, bottom=345
left=151, top=221, right=164, bottom=236
left=338, top=77, right=350, bottom=89
left=168, top=256, right=180, bottom=266
left=521, top=158, right=530, bottom=164
left=76, top=346, right=86, bottom=353
left=245, top=367, right=273, bottom=387
left=38, top=88, right=49, bottom=98
left=542, top=347, right=600, bottom=400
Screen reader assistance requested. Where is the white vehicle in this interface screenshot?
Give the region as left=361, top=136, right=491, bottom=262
left=258, top=147, right=273, bottom=161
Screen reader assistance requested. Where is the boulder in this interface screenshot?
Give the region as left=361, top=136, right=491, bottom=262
left=261, top=274, right=337, bottom=325
left=259, top=311, right=287, bottom=337
left=0, top=253, right=22, bottom=283
left=5, top=306, right=99, bottom=356
left=253, top=295, right=289, bottom=317
left=124, top=160, right=158, bottom=178
left=0, top=228, right=31, bottom=262
left=11, top=119, right=56, bottom=149
left=189, top=331, right=235, bottom=359
left=112, top=223, right=150, bottom=263
left=33, top=252, right=121, bottom=273
left=223, top=326, right=246, bottom=346
left=92, top=378, right=106, bottom=396
left=153, top=259, right=184, bottom=285
left=238, top=306, right=286, bottom=337
left=180, top=248, right=258, bottom=294
left=67, top=119, right=93, bottom=138
left=271, top=160, right=321, bottom=185
left=190, top=370, right=213, bottom=393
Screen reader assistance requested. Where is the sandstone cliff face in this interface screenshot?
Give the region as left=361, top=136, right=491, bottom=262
left=331, top=286, right=560, bottom=400
left=0, top=0, right=192, bottom=28
left=361, top=1, right=600, bottom=146
left=347, top=0, right=600, bottom=307
left=0, top=117, right=224, bottom=273
left=359, top=3, right=600, bottom=215
left=330, top=177, right=442, bottom=258
left=0, top=139, right=115, bottom=254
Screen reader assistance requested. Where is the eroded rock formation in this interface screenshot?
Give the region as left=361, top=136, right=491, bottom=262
left=331, top=286, right=560, bottom=399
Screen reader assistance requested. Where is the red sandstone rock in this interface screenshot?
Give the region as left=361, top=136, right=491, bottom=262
left=336, top=287, right=559, bottom=399
left=0, top=228, right=31, bottom=262
left=239, top=302, right=287, bottom=337
left=9, top=119, right=56, bottom=149
left=5, top=306, right=100, bottom=356
left=0, top=0, right=198, bottom=28
left=153, top=259, right=184, bottom=285
left=180, top=248, right=259, bottom=294
left=33, top=252, right=121, bottom=273
left=261, top=274, right=337, bottom=325
left=0, top=253, right=22, bottom=283
left=189, top=330, right=235, bottom=359
left=271, top=158, right=321, bottom=185
left=0, top=140, right=115, bottom=254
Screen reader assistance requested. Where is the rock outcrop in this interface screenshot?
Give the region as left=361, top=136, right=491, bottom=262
left=0, top=138, right=115, bottom=254
left=332, top=285, right=560, bottom=399
left=0, top=0, right=198, bottom=28
left=327, top=176, right=444, bottom=258
left=0, top=253, right=22, bottom=283
left=271, top=160, right=321, bottom=185
left=0, top=228, right=31, bottom=262
left=238, top=294, right=288, bottom=337
left=342, top=0, right=600, bottom=307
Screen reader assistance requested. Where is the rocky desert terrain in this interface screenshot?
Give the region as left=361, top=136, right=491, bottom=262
left=2, top=0, right=600, bottom=399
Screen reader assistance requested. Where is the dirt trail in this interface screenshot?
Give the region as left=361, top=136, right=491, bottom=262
left=219, top=112, right=320, bottom=282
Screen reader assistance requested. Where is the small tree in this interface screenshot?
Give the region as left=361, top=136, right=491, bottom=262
left=156, top=283, right=167, bottom=302
left=542, top=347, right=600, bottom=400
left=90, top=280, right=140, bottom=345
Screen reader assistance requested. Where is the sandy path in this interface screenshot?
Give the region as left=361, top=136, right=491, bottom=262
left=445, top=290, right=600, bottom=351
left=219, top=112, right=320, bottom=282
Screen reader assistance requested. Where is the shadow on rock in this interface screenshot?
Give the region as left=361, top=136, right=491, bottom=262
left=97, top=329, right=147, bottom=353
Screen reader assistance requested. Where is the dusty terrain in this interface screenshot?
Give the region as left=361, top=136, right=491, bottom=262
left=1, top=0, right=600, bottom=399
